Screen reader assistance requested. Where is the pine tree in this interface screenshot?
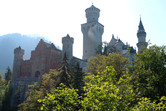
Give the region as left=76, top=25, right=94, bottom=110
left=57, top=53, right=72, bottom=88
left=13, top=84, right=22, bottom=111
left=2, top=81, right=12, bottom=111
left=5, top=66, right=12, bottom=82
left=2, top=67, right=13, bottom=111
left=72, top=62, right=84, bottom=95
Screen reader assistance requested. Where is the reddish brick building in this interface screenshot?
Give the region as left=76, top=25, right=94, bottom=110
left=12, top=39, right=62, bottom=81
left=11, top=39, right=62, bottom=104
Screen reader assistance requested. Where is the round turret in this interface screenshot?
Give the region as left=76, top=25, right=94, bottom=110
left=137, top=31, right=146, bottom=43
left=14, top=46, right=24, bottom=57
left=82, top=5, right=104, bottom=60
left=12, top=46, right=24, bottom=81
left=137, top=18, right=147, bottom=51
left=85, top=5, right=100, bottom=23
left=62, top=34, right=74, bottom=44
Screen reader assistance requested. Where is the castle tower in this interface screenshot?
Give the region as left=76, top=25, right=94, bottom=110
left=137, top=18, right=147, bottom=51
left=12, top=46, right=24, bottom=81
left=81, top=4, right=104, bottom=60
left=62, top=34, right=74, bottom=60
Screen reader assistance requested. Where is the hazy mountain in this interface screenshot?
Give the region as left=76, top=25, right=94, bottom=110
left=0, top=33, right=48, bottom=75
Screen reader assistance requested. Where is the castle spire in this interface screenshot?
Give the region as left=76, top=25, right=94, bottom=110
left=137, top=17, right=147, bottom=52
left=138, top=17, right=145, bottom=31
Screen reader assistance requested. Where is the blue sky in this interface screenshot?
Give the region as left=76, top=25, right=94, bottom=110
left=0, top=0, right=165, bottom=58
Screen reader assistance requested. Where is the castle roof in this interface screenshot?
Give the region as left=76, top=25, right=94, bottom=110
left=138, top=18, right=145, bottom=31
left=85, top=4, right=100, bottom=12
left=66, top=34, right=70, bottom=38
left=36, top=39, right=60, bottom=51
left=62, top=34, right=74, bottom=44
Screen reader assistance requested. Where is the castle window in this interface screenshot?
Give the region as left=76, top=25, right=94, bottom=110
left=35, top=71, right=40, bottom=78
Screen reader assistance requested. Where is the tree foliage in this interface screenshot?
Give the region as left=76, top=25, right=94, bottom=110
left=1, top=81, right=13, bottom=111
left=18, top=69, right=60, bottom=111
left=131, top=96, right=166, bottom=111
left=0, top=72, right=6, bottom=110
left=81, top=66, right=136, bottom=111
left=87, top=53, right=128, bottom=80
left=18, top=85, right=43, bottom=111
left=19, top=53, right=74, bottom=110
left=57, top=53, right=72, bottom=87
left=38, top=83, right=80, bottom=111
left=0, top=67, right=13, bottom=111
left=38, top=66, right=166, bottom=110
left=130, top=45, right=166, bottom=100
left=71, top=62, right=85, bottom=95
left=4, top=66, right=12, bottom=82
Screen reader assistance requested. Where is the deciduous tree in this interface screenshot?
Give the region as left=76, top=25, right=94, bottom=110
left=130, top=45, right=166, bottom=100
left=87, top=53, right=128, bottom=81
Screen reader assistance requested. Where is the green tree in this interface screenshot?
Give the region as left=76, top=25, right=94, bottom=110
left=0, top=72, right=3, bottom=79
left=13, top=84, right=23, bottom=111
left=18, top=69, right=60, bottom=111
left=82, top=66, right=136, bottom=111
left=1, top=67, right=13, bottom=111
left=95, top=42, right=103, bottom=55
left=2, top=82, right=13, bottom=111
left=19, top=53, right=73, bottom=111
left=18, top=85, right=43, bottom=111
left=87, top=53, right=128, bottom=80
left=131, top=96, right=166, bottom=111
left=130, top=45, right=166, bottom=100
left=57, top=53, right=72, bottom=87
left=0, top=72, right=6, bottom=111
left=38, top=83, right=80, bottom=111
left=38, top=66, right=166, bottom=111
left=38, top=66, right=137, bottom=111
left=71, top=62, right=85, bottom=95
left=4, top=66, right=12, bottom=82
left=95, top=42, right=110, bottom=55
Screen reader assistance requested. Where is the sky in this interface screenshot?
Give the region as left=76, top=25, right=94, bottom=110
left=0, top=0, right=165, bottom=59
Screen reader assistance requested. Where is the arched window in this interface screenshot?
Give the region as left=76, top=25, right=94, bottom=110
left=35, top=71, right=40, bottom=78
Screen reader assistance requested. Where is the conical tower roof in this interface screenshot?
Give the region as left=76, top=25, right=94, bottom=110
left=138, top=18, right=145, bottom=31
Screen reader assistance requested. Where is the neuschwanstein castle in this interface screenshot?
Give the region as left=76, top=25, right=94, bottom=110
left=11, top=5, right=147, bottom=103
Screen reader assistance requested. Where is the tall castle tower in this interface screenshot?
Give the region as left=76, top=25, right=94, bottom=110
left=137, top=18, right=147, bottom=51
left=62, top=34, right=74, bottom=60
left=81, top=5, right=104, bottom=60
left=12, top=46, right=24, bottom=81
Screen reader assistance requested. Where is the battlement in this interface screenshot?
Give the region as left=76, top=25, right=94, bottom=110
left=62, top=34, right=74, bottom=44
left=62, top=34, right=74, bottom=60
left=14, top=46, right=24, bottom=55
left=85, top=5, right=100, bottom=23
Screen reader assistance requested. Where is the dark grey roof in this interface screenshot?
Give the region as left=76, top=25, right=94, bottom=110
left=138, top=18, right=145, bottom=31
